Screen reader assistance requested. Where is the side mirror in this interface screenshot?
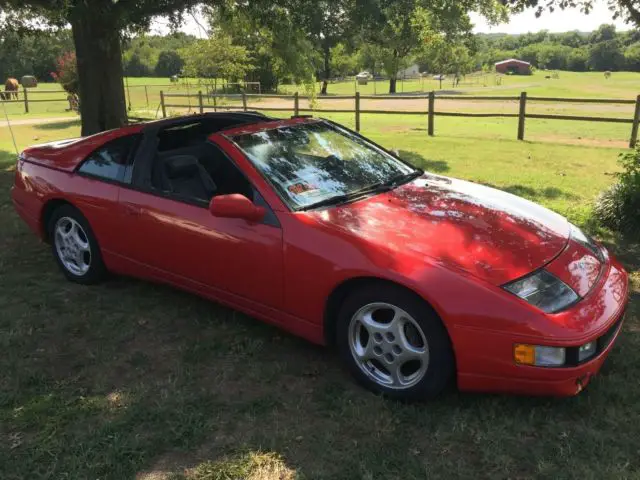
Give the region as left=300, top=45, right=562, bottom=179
left=209, top=194, right=265, bottom=222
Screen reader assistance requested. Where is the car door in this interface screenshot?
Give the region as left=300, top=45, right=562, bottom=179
left=115, top=138, right=284, bottom=310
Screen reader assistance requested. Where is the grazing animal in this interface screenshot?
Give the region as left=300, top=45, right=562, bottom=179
left=4, top=77, right=19, bottom=100
left=170, top=75, right=179, bottom=83
left=605, top=71, right=612, bottom=79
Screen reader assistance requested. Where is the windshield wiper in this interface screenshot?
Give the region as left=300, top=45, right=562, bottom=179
left=298, top=183, right=386, bottom=211
left=298, top=193, right=353, bottom=211
left=298, top=169, right=424, bottom=212
left=358, top=169, right=424, bottom=196
left=385, top=169, right=424, bottom=188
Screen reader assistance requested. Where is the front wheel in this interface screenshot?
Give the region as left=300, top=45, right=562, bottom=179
left=336, top=284, right=454, bottom=401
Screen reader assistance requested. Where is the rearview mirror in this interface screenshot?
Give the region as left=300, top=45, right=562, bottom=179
left=209, top=194, right=265, bottom=222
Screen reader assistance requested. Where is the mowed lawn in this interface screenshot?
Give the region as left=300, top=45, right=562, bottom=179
left=1, top=118, right=640, bottom=479
left=4, top=70, right=640, bottom=118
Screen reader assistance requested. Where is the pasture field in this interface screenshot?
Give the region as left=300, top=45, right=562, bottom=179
left=1, top=117, right=639, bottom=479
left=282, top=71, right=640, bottom=99
left=3, top=71, right=640, bottom=148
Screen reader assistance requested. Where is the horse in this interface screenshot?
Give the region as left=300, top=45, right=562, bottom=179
left=4, top=77, right=19, bottom=100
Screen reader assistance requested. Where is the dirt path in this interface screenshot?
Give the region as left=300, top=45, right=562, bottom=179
left=0, top=116, right=78, bottom=128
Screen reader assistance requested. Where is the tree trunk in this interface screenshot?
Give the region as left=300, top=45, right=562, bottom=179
left=389, top=77, right=397, bottom=94
left=71, top=13, right=127, bottom=136
left=321, top=45, right=331, bottom=95
left=389, top=50, right=399, bottom=94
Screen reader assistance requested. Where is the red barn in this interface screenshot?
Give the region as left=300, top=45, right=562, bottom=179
left=495, top=59, right=532, bottom=75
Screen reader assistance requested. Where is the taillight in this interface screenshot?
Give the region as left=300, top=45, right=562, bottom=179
left=13, top=153, right=25, bottom=189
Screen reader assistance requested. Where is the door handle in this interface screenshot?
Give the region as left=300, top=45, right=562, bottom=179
left=123, top=203, right=142, bottom=216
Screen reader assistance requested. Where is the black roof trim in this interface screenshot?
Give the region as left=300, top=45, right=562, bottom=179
left=141, top=111, right=275, bottom=131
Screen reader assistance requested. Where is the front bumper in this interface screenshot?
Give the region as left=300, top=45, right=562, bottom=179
left=455, top=255, right=629, bottom=397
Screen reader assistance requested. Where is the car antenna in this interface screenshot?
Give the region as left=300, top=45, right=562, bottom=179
left=1, top=98, right=19, bottom=156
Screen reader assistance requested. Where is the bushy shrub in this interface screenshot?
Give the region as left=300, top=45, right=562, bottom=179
left=594, top=146, right=640, bottom=236
left=51, top=51, right=78, bottom=94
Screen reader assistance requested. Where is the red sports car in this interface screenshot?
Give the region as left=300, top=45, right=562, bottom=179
left=11, top=113, right=628, bottom=400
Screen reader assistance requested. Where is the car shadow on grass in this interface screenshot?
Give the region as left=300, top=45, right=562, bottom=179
left=33, top=118, right=81, bottom=130
left=397, top=150, right=450, bottom=173
left=481, top=181, right=579, bottom=201
left=1, top=148, right=640, bottom=480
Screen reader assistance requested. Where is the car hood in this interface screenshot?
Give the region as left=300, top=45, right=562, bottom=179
left=307, top=174, right=570, bottom=285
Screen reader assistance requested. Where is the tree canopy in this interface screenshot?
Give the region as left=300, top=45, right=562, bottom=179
left=500, top=0, right=640, bottom=26
left=4, top=0, right=640, bottom=135
left=0, top=0, right=201, bottom=135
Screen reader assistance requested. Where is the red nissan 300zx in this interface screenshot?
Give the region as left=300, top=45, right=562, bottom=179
left=11, top=113, right=628, bottom=400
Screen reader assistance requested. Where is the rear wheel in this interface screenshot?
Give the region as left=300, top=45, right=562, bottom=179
left=336, top=283, right=454, bottom=401
left=48, top=205, right=106, bottom=284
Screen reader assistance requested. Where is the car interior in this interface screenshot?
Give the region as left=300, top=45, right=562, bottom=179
left=149, top=116, right=260, bottom=204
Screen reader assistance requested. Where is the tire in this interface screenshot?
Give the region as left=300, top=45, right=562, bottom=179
left=48, top=204, right=107, bottom=285
left=336, top=283, right=454, bottom=401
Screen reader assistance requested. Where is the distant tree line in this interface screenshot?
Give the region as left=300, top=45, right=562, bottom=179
left=0, top=29, right=73, bottom=82
left=2, top=21, right=639, bottom=97
left=122, top=33, right=194, bottom=77
left=0, top=0, right=503, bottom=97
left=476, top=24, right=640, bottom=72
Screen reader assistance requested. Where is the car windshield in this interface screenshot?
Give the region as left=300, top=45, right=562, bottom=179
left=230, top=121, right=419, bottom=210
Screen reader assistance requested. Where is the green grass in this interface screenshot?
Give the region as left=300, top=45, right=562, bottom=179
left=281, top=71, right=640, bottom=99
left=5, top=70, right=640, bottom=122
left=1, top=118, right=639, bottom=479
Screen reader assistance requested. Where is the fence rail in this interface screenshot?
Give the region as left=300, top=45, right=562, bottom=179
left=0, top=87, right=68, bottom=113
left=161, top=90, right=640, bottom=147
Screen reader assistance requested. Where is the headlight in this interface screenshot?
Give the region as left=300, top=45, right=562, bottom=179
left=570, top=224, right=604, bottom=262
left=514, top=344, right=566, bottom=367
left=504, top=270, right=579, bottom=313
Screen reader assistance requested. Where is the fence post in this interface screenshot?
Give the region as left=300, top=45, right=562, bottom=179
left=198, top=91, right=204, bottom=114
left=145, top=86, right=149, bottom=108
left=294, top=92, right=299, bottom=116
left=428, top=91, right=435, bottom=136
left=23, top=87, right=29, bottom=114
left=160, top=90, right=166, bottom=118
left=518, top=91, right=527, bottom=141
left=242, top=92, right=248, bottom=111
left=355, top=91, right=361, bottom=132
left=630, top=94, right=640, bottom=148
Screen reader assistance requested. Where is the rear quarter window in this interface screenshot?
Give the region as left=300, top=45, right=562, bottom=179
left=78, top=135, right=140, bottom=182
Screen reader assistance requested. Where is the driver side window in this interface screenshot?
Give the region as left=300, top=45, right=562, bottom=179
left=150, top=142, right=254, bottom=205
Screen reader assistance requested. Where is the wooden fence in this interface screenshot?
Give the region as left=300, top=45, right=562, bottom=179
left=0, top=87, right=71, bottom=113
left=161, top=90, right=640, bottom=148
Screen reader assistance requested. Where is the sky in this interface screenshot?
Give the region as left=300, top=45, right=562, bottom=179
left=470, top=1, right=632, bottom=34
left=150, top=1, right=634, bottom=38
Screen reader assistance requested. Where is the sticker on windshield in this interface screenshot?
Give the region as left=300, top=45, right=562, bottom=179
left=288, top=182, right=317, bottom=195
left=285, top=180, right=325, bottom=204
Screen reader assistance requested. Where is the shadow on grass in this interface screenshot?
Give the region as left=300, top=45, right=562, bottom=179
left=482, top=181, right=579, bottom=201
left=34, top=118, right=81, bottom=130
left=397, top=149, right=450, bottom=173
left=601, top=233, right=640, bottom=272
left=436, top=90, right=464, bottom=96
left=1, top=147, right=640, bottom=479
